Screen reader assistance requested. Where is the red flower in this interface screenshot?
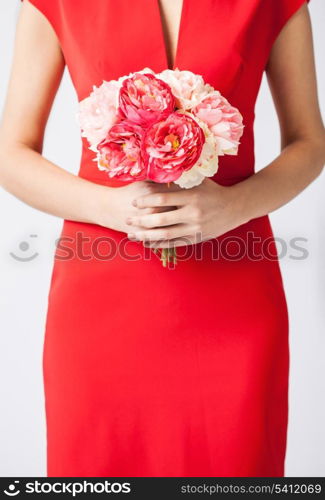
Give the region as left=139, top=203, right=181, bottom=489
left=97, top=121, right=146, bottom=181
left=142, top=112, right=205, bottom=183
left=118, top=73, right=175, bottom=127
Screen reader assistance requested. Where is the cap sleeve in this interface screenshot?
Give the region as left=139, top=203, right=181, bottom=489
left=270, top=0, right=310, bottom=47
left=21, top=0, right=59, bottom=41
left=21, top=0, right=50, bottom=18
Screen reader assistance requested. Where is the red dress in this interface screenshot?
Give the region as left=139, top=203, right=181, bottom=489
left=24, top=0, right=309, bottom=477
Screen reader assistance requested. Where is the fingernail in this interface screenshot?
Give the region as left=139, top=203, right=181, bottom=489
left=128, top=233, right=136, bottom=240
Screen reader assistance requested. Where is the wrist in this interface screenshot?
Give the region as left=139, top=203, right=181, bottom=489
left=228, top=181, right=255, bottom=226
left=89, top=183, right=117, bottom=228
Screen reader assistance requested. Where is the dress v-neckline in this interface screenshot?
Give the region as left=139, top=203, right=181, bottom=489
left=155, top=0, right=187, bottom=71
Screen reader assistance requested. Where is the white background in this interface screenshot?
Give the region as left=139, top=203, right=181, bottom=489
left=0, top=0, right=324, bottom=477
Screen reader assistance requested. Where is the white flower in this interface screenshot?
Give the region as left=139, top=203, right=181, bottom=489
left=157, top=68, right=214, bottom=110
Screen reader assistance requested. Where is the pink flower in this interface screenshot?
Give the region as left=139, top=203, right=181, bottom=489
left=192, top=92, right=244, bottom=154
left=142, top=112, right=205, bottom=183
left=118, top=73, right=175, bottom=127
left=97, top=121, right=146, bottom=181
left=77, top=80, right=121, bottom=147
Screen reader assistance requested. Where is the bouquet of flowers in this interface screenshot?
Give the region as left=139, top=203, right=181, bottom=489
left=78, top=68, right=244, bottom=266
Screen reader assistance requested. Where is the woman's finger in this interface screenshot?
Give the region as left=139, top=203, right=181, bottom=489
left=145, top=235, right=200, bottom=248
left=127, top=223, right=191, bottom=242
left=134, top=189, right=190, bottom=209
left=127, top=207, right=187, bottom=229
left=139, top=206, right=176, bottom=215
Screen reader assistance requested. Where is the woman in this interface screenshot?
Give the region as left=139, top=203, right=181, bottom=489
left=0, top=0, right=324, bottom=477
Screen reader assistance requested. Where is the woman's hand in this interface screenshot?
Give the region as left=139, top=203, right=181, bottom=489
left=125, top=178, right=248, bottom=248
left=95, top=180, right=182, bottom=234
